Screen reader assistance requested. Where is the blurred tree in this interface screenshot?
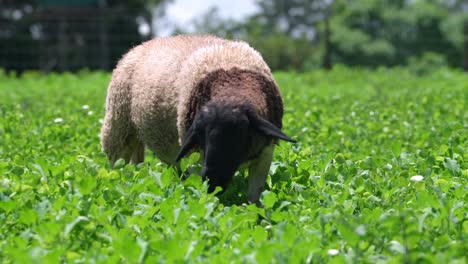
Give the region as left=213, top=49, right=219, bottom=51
left=252, top=0, right=333, bottom=70
left=253, top=0, right=331, bottom=37
left=185, top=5, right=318, bottom=71
left=187, top=7, right=239, bottom=38
left=330, top=0, right=464, bottom=67
left=246, top=0, right=466, bottom=70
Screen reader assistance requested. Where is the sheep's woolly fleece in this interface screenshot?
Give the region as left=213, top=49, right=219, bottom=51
left=101, top=35, right=284, bottom=164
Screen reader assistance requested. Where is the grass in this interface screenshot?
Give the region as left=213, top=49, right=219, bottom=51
left=0, top=66, right=467, bottom=263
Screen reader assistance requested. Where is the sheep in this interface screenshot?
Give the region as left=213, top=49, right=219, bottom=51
left=100, top=35, right=296, bottom=204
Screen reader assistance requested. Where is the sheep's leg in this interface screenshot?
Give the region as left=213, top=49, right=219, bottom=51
left=100, top=102, right=138, bottom=167
left=247, top=144, right=274, bottom=205
left=101, top=119, right=138, bottom=167
left=131, top=140, right=145, bottom=164
left=100, top=70, right=144, bottom=168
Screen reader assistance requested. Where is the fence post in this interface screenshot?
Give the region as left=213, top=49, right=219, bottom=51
left=322, top=11, right=332, bottom=70
left=99, top=0, right=109, bottom=70
left=99, top=17, right=109, bottom=70
left=58, top=16, right=67, bottom=72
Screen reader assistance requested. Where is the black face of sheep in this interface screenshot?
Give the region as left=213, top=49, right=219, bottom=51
left=175, top=102, right=295, bottom=194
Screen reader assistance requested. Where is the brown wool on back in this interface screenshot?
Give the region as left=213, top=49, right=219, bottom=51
left=183, top=68, right=284, bottom=134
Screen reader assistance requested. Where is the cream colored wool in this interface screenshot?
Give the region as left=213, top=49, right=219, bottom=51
left=100, top=35, right=278, bottom=165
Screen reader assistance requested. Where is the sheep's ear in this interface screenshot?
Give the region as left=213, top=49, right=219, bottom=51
left=250, top=114, right=296, bottom=143
left=175, top=123, right=197, bottom=162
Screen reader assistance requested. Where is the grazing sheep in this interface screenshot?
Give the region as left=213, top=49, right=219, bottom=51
left=100, top=35, right=295, bottom=203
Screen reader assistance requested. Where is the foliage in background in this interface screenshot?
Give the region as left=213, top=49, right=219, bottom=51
left=0, top=68, right=467, bottom=262
left=187, top=0, right=467, bottom=71
left=329, top=0, right=464, bottom=67
left=1, top=0, right=467, bottom=72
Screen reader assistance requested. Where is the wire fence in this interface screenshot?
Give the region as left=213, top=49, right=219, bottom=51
left=1, top=7, right=467, bottom=72
left=0, top=8, right=149, bottom=73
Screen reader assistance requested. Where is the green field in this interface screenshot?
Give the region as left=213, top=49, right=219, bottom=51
left=0, top=67, right=467, bottom=263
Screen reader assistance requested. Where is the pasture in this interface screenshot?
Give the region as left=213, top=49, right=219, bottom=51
left=0, top=67, right=466, bottom=263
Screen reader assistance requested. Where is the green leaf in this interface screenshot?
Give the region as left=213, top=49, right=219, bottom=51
left=261, top=191, right=278, bottom=209
left=252, top=226, right=268, bottom=244
left=444, top=157, right=460, bottom=176
left=113, top=158, right=126, bottom=169
left=79, top=175, right=97, bottom=195
left=336, top=224, right=359, bottom=245
left=64, top=216, right=89, bottom=237
left=18, top=209, right=38, bottom=225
